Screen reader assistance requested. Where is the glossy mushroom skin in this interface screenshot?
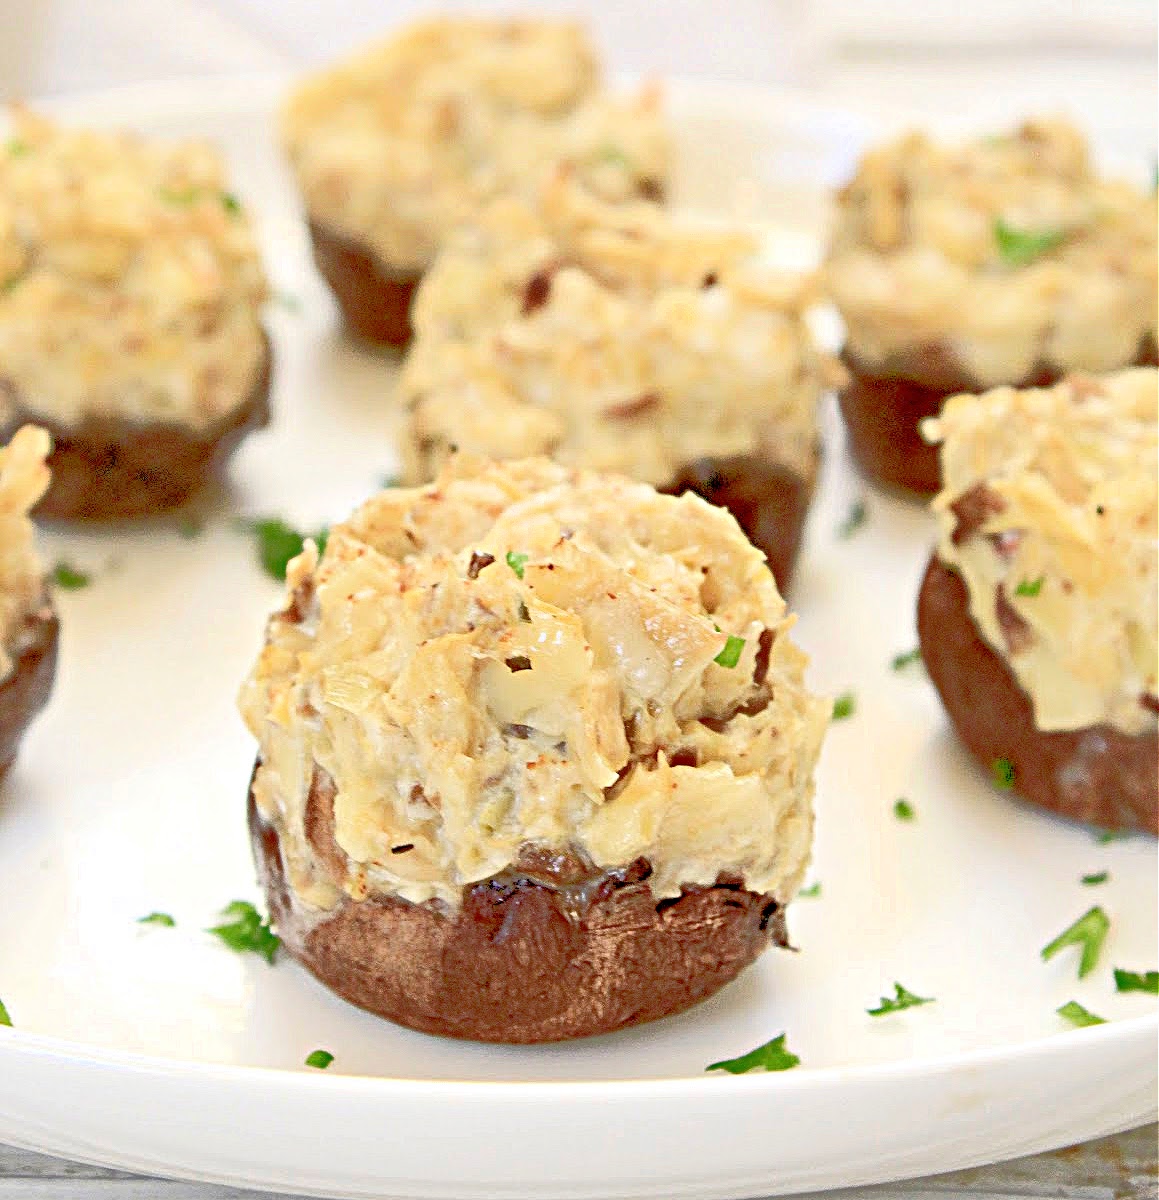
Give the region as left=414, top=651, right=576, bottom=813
left=308, top=221, right=419, bottom=349
left=661, top=449, right=818, bottom=594
left=839, top=336, right=1159, bottom=499
left=917, top=555, right=1158, bottom=833
left=0, top=334, right=272, bottom=520
left=249, top=766, right=786, bottom=1044
left=0, top=609, right=58, bottom=778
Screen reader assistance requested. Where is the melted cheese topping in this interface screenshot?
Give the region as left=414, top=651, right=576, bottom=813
left=0, top=110, right=268, bottom=431
left=399, top=181, right=841, bottom=487
left=826, top=119, right=1157, bottom=387
left=240, top=457, right=828, bottom=912
left=927, top=368, right=1158, bottom=735
left=281, top=17, right=668, bottom=273
left=0, top=425, right=51, bottom=681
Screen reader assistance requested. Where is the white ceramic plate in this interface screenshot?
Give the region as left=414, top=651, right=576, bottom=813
left=0, top=77, right=1154, bottom=1200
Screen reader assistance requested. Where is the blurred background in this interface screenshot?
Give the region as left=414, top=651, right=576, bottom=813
left=0, top=0, right=1156, bottom=156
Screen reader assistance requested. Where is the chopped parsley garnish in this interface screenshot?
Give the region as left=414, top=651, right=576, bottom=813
left=305, top=1049, right=335, bottom=1069
left=137, top=912, right=176, bottom=927
left=1113, top=968, right=1159, bottom=995
left=275, top=291, right=302, bottom=312
left=0, top=998, right=9, bottom=1027
left=177, top=515, right=203, bottom=539
left=714, top=634, right=746, bottom=669
left=52, top=561, right=91, bottom=590
left=1057, top=1000, right=1106, bottom=1028
left=994, top=220, right=1066, bottom=267
left=991, top=756, right=1016, bottom=790
left=207, top=901, right=280, bottom=965
left=838, top=499, right=868, bottom=539
left=1094, top=829, right=1127, bottom=845
left=506, top=551, right=529, bottom=579
left=891, top=648, right=922, bottom=671
left=380, top=472, right=400, bottom=489
left=220, top=191, right=242, bottom=215
left=245, top=517, right=329, bottom=581
left=798, top=882, right=822, bottom=899
left=1081, top=871, right=1109, bottom=887
left=893, top=798, right=915, bottom=821
left=832, top=692, right=856, bottom=720
left=1, top=274, right=20, bottom=294
left=1014, top=576, right=1044, bottom=597
left=866, top=982, right=934, bottom=1017
left=706, top=1033, right=800, bottom=1074
left=6, top=138, right=29, bottom=157
left=1041, top=905, right=1109, bottom=980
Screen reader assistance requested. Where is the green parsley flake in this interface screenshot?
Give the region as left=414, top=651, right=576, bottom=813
left=706, top=1033, right=800, bottom=1074
left=714, top=634, right=746, bottom=669
left=506, top=551, right=529, bottom=579
left=220, top=191, right=242, bottom=215
left=832, top=692, right=856, bottom=720
left=0, top=998, right=10, bottom=1027
left=275, top=291, right=302, bottom=312
left=1041, top=905, right=1109, bottom=980
left=177, top=515, right=203, bottom=539
left=866, top=982, right=934, bottom=1017
left=207, top=901, right=280, bottom=965
left=1057, top=1000, right=1106, bottom=1028
left=1080, top=871, right=1109, bottom=887
left=1014, top=576, right=1044, bottom=597
left=137, top=912, right=176, bottom=927
left=994, top=220, right=1066, bottom=267
left=1113, top=968, right=1159, bottom=995
left=245, top=518, right=329, bottom=581
left=1094, top=829, right=1127, bottom=845
left=1, top=274, right=21, bottom=295
left=597, top=143, right=632, bottom=169
left=838, top=499, right=867, bottom=539
left=893, top=798, right=915, bottom=821
left=891, top=648, right=922, bottom=671
left=6, top=139, right=29, bottom=157
left=305, top=1049, right=335, bottom=1069
left=991, top=756, right=1016, bottom=790
left=52, top=561, right=91, bottom=590
left=798, top=882, right=822, bottom=899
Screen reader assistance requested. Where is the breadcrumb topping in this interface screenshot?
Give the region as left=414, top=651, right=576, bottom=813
left=0, top=425, right=51, bottom=681
left=240, top=457, right=827, bottom=912
left=826, top=119, right=1157, bottom=387
left=0, top=109, right=268, bottom=431
left=281, top=17, right=668, bottom=273
left=927, top=368, right=1158, bottom=735
left=400, top=179, right=842, bottom=487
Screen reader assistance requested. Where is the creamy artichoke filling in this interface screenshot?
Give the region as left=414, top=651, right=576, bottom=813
left=927, top=368, right=1158, bottom=735
left=0, top=110, right=268, bottom=431
left=0, top=425, right=51, bottom=681
left=400, top=181, right=841, bottom=487
left=826, top=119, right=1157, bottom=387
left=281, top=17, right=668, bottom=273
left=240, top=457, right=828, bottom=913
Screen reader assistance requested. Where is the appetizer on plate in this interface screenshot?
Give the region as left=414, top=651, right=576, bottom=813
left=826, top=118, right=1157, bottom=496
left=281, top=17, right=667, bottom=347
left=0, top=110, right=271, bottom=520
left=240, top=457, right=828, bottom=1043
left=918, top=368, right=1158, bottom=833
left=0, top=425, right=57, bottom=775
left=398, top=180, right=841, bottom=591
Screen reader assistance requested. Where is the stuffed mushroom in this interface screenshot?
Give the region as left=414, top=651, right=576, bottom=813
left=0, top=110, right=271, bottom=519
left=239, top=457, right=828, bottom=1042
left=0, top=425, right=57, bottom=775
left=826, top=119, right=1157, bottom=496
left=919, top=368, right=1158, bottom=832
left=280, top=17, right=668, bottom=347
left=399, top=180, right=842, bottom=591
